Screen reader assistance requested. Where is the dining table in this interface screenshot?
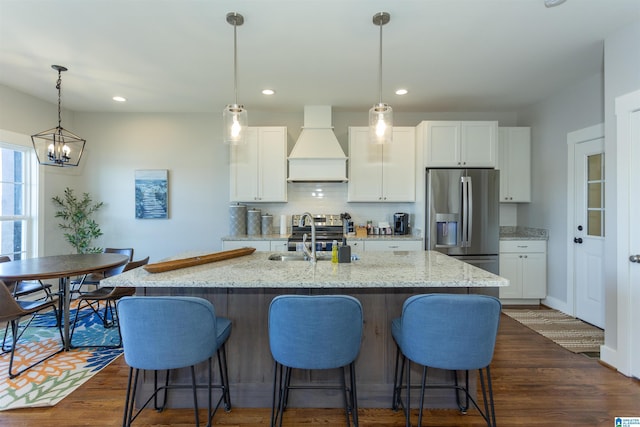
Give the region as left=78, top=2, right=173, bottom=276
left=0, top=253, right=130, bottom=350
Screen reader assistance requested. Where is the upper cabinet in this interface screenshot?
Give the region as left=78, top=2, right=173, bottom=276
left=230, top=126, right=287, bottom=202
left=348, top=126, right=416, bottom=202
left=420, top=121, right=497, bottom=168
left=497, top=127, right=531, bottom=203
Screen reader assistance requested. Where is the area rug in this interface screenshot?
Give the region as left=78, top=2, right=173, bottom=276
left=0, top=301, right=123, bottom=411
left=502, top=308, right=604, bottom=354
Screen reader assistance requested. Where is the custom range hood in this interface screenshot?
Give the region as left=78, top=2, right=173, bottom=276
left=288, top=106, right=348, bottom=182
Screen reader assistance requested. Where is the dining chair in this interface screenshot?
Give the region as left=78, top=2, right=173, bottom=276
left=70, top=256, right=149, bottom=348
left=0, top=280, right=64, bottom=378
left=117, top=296, right=232, bottom=427
left=1, top=255, right=55, bottom=351
left=391, top=293, right=501, bottom=427
left=268, top=294, right=363, bottom=427
left=71, top=247, right=134, bottom=294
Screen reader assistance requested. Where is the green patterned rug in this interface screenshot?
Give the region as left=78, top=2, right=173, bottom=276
left=502, top=308, right=604, bottom=354
left=0, top=301, right=123, bottom=410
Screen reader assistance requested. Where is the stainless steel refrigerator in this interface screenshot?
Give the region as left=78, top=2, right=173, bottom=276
left=425, top=168, right=500, bottom=274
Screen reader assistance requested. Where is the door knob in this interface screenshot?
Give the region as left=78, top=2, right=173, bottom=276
left=574, top=237, right=583, bottom=244
left=630, top=254, right=640, bottom=263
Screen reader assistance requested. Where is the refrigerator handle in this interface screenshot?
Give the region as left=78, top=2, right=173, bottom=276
left=461, top=176, right=469, bottom=247
left=467, top=177, right=473, bottom=247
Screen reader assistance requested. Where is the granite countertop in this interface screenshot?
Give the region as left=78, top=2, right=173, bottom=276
left=499, top=226, right=548, bottom=241
left=222, top=234, right=423, bottom=242
left=103, top=250, right=508, bottom=289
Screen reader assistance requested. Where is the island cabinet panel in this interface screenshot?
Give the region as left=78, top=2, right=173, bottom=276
left=140, top=286, right=479, bottom=408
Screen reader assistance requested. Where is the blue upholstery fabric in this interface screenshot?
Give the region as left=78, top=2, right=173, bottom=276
left=269, top=295, right=363, bottom=370
left=391, top=294, right=501, bottom=371
left=117, top=296, right=230, bottom=370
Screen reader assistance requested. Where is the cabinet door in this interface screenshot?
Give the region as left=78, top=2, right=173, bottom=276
left=270, top=240, right=288, bottom=252
left=521, top=252, right=546, bottom=298
left=364, top=240, right=422, bottom=251
left=499, top=127, right=531, bottom=202
left=230, top=128, right=259, bottom=202
left=348, top=127, right=383, bottom=201
left=256, top=127, right=287, bottom=202
left=424, top=121, right=460, bottom=167
left=382, top=127, right=416, bottom=202
left=499, top=253, right=523, bottom=298
left=460, top=121, right=497, bottom=167
left=223, top=240, right=271, bottom=251
left=230, top=127, right=287, bottom=202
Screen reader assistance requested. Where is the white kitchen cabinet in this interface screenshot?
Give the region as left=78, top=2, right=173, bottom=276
left=348, top=126, right=415, bottom=202
left=497, top=127, right=531, bottom=202
left=270, top=240, right=288, bottom=252
left=499, top=240, right=546, bottom=301
left=420, top=121, right=497, bottom=168
left=363, top=240, right=423, bottom=251
left=230, top=126, right=287, bottom=202
left=223, top=239, right=287, bottom=252
left=222, top=240, right=272, bottom=251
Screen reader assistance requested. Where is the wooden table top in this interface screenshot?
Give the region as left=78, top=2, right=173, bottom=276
left=0, top=253, right=130, bottom=281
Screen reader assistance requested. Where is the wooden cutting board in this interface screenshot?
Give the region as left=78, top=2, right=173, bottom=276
left=143, top=247, right=256, bottom=273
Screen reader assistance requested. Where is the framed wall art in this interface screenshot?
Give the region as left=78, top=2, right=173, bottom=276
left=135, top=169, right=168, bottom=219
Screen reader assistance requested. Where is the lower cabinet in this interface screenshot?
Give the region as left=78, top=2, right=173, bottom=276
left=222, top=240, right=275, bottom=252
left=499, top=240, right=547, bottom=301
left=347, top=239, right=422, bottom=252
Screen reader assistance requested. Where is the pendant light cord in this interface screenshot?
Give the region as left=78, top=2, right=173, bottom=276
left=56, top=69, right=63, bottom=130
left=378, top=17, right=383, bottom=105
left=233, top=17, right=238, bottom=106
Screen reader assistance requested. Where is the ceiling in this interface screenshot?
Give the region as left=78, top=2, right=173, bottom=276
left=1, top=0, right=638, bottom=114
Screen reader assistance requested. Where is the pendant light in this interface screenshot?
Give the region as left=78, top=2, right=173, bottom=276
left=369, top=12, right=392, bottom=145
left=223, top=12, right=248, bottom=145
left=31, top=65, right=86, bottom=167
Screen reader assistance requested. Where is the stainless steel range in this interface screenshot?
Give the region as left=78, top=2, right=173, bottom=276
left=287, top=214, right=345, bottom=252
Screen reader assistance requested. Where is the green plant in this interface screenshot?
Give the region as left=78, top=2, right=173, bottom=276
left=52, top=187, right=104, bottom=254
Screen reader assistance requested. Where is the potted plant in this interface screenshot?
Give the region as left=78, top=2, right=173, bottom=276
left=52, top=187, right=104, bottom=254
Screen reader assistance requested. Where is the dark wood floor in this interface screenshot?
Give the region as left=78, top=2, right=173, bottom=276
left=1, top=312, right=639, bottom=426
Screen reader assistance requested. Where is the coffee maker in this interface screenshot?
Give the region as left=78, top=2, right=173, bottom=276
left=393, top=212, right=409, bottom=235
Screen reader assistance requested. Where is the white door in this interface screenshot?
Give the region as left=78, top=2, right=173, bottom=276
left=630, top=107, right=640, bottom=379
left=573, top=138, right=605, bottom=328
left=616, top=89, right=640, bottom=378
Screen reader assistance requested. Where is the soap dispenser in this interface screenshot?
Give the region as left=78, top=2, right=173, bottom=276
left=331, top=240, right=339, bottom=264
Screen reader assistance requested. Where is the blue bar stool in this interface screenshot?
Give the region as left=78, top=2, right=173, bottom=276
left=391, top=293, right=501, bottom=427
left=117, top=296, right=232, bottom=427
left=268, top=294, right=363, bottom=427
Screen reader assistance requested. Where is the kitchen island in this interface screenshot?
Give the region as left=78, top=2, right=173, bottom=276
left=104, top=250, right=508, bottom=408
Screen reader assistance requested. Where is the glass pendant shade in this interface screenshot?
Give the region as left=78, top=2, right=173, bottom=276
left=223, top=103, right=248, bottom=144
left=369, top=102, right=393, bottom=144
left=32, top=127, right=85, bottom=166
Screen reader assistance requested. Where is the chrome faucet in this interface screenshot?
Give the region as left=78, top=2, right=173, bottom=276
left=300, top=212, right=317, bottom=263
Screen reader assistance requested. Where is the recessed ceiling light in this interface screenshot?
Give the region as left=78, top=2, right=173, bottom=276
left=112, top=96, right=127, bottom=102
left=262, top=89, right=275, bottom=95
left=395, top=89, right=408, bottom=95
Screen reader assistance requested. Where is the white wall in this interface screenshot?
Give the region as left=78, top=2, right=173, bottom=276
left=517, top=71, right=604, bottom=311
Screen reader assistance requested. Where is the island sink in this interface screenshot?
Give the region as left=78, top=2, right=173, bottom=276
left=267, top=253, right=330, bottom=262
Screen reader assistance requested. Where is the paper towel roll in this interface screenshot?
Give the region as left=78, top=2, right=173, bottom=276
left=279, top=214, right=288, bottom=236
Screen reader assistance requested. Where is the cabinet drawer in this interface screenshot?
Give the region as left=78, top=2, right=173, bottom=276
left=364, top=240, right=423, bottom=251
left=500, top=240, right=546, bottom=253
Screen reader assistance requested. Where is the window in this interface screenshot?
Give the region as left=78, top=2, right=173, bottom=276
left=586, top=153, right=605, bottom=237
left=0, top=143, right=34, bottom=260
